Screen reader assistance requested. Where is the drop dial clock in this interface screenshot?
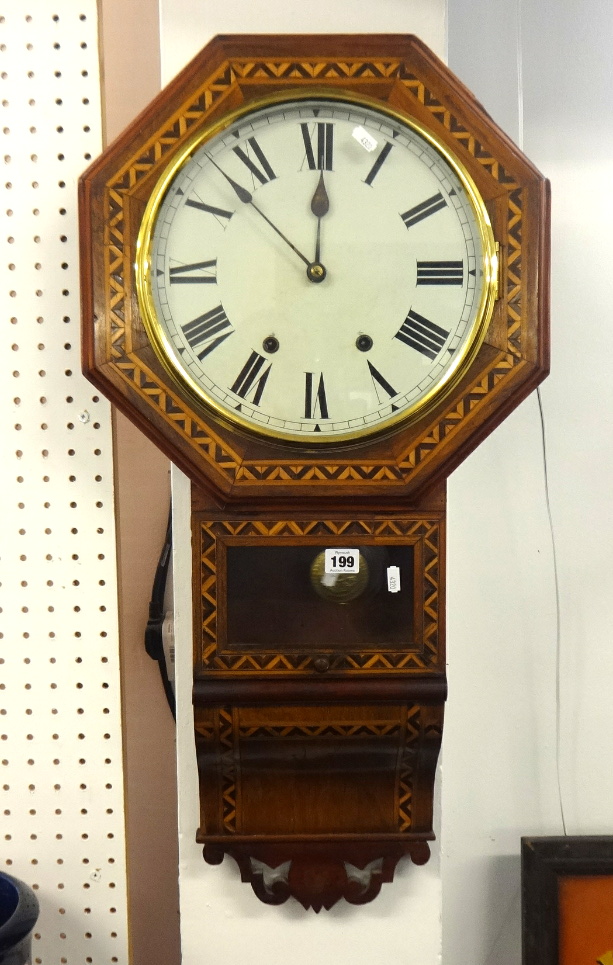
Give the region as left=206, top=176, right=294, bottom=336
left=80, top=33, right=550, bottom=911
left=136, top=94, right=497, bottom=444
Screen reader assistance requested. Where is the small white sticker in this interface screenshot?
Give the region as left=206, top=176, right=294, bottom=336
left=387, top=566, right=401, bottom=593
left=352, top=125, right=378, bottom=153
left=324, top=548, right=359, bottom=575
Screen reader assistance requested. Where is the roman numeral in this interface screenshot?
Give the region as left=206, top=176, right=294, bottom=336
left=233, top=137, right=276, bottom=186
left=185, top=198, right=234, bottom=223
left=416, top=261, right=464, bottom=286
left=181, top=304, right=233, bottom=360
left=304, top=372, right=329, bottom=421
left=367, top=361, right=398, bottom=403
left=169, top=259, right=217, bottom=284
left=364, top=141, right=393, bottom=186
left=300, top=122, right=334, bottom=171
left=394, top=310, right=449, bottom=361
left=400, top=192, right=447, bottom=229
left=231, top=351, right=272, bottom=405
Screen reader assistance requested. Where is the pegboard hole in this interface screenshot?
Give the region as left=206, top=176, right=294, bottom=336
left=0, top=23, right=126, bottom=945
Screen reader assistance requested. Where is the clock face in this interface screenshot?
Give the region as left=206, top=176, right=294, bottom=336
left=136, top=93, right=497, bottom=444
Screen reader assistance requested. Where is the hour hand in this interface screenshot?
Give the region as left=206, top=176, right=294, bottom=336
left=311, top=170, right=330, bottom=219
left=310, top=170, right=330, bottom=267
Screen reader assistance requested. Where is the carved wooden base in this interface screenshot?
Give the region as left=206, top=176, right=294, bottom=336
left=194, top=697, right=443, bottom=908
left=202, top=837, right=432, bottom=911
left=192, top=503, right=446, bottom=909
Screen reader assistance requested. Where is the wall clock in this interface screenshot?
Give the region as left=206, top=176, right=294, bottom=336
left=79, top=34, right=549, bottom=911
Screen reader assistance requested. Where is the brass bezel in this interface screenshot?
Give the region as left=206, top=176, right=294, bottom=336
left=135, top=88, right=498, bottom=447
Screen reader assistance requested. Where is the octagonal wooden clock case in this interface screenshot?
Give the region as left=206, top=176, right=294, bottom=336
left=79, top=34, right=549, bottom=911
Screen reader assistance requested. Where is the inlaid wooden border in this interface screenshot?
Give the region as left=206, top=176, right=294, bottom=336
left=80, top=34, right=549, bottom=504
left=193, top=515, right=442, bottom=675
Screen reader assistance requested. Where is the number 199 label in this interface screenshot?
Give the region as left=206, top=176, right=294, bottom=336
left=324, top=548, right=359, bottom=574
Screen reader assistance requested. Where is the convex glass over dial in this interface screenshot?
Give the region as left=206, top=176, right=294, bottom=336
left=136, top=94, right=497, bottom=444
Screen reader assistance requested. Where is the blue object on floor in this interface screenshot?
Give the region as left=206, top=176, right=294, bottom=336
left=0, top=873, right=39, bottom=964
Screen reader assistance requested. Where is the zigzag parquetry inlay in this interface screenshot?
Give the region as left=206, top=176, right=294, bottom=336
left=235, top=463, right=404, bottom=483
left=100, top=51, right=530, bottom=493
left=398, top=353, right=517, bottom=473
left=239, top=721, right=402, bottom=740
left=399, top=72, right=518, bottom=188
left=233, top=58, right=402, bottom=80
left=196, top=517, right=440, bottom=674
left=397, top=705, right=421, bottom=832
left=507, top=188, right=523, bottom=359
left=114, top=358, right=241, bottom=478
left=194, top=720, right=215, bottom=742
left=219, top=708, right=238, bottom=833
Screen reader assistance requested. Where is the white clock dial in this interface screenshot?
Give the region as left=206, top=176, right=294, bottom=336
left=137, top=94, right=497, bottom=443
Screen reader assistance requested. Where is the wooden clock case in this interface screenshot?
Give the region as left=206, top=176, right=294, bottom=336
left=79, top=34, right=549, bottom=910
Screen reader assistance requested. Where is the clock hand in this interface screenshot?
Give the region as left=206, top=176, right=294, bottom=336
left=206, top=154, right=313, bottom=271
left=310, top=170, right=330, bottom=266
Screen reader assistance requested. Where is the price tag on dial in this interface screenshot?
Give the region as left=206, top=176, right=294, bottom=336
left=324, top=549, right=359, bottom=574
left=352, top=125, right=378, bottom=152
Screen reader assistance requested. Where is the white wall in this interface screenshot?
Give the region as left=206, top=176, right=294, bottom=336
left=159, top=1, right=446, bottom=83
left=443, top=1, right=613, bottom=962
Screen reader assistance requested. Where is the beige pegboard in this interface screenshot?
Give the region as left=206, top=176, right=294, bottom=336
left=0, top=3, right=129, bottom=963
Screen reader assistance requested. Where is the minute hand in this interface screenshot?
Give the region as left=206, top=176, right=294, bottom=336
left=207, top=155, right=311, bottom=269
